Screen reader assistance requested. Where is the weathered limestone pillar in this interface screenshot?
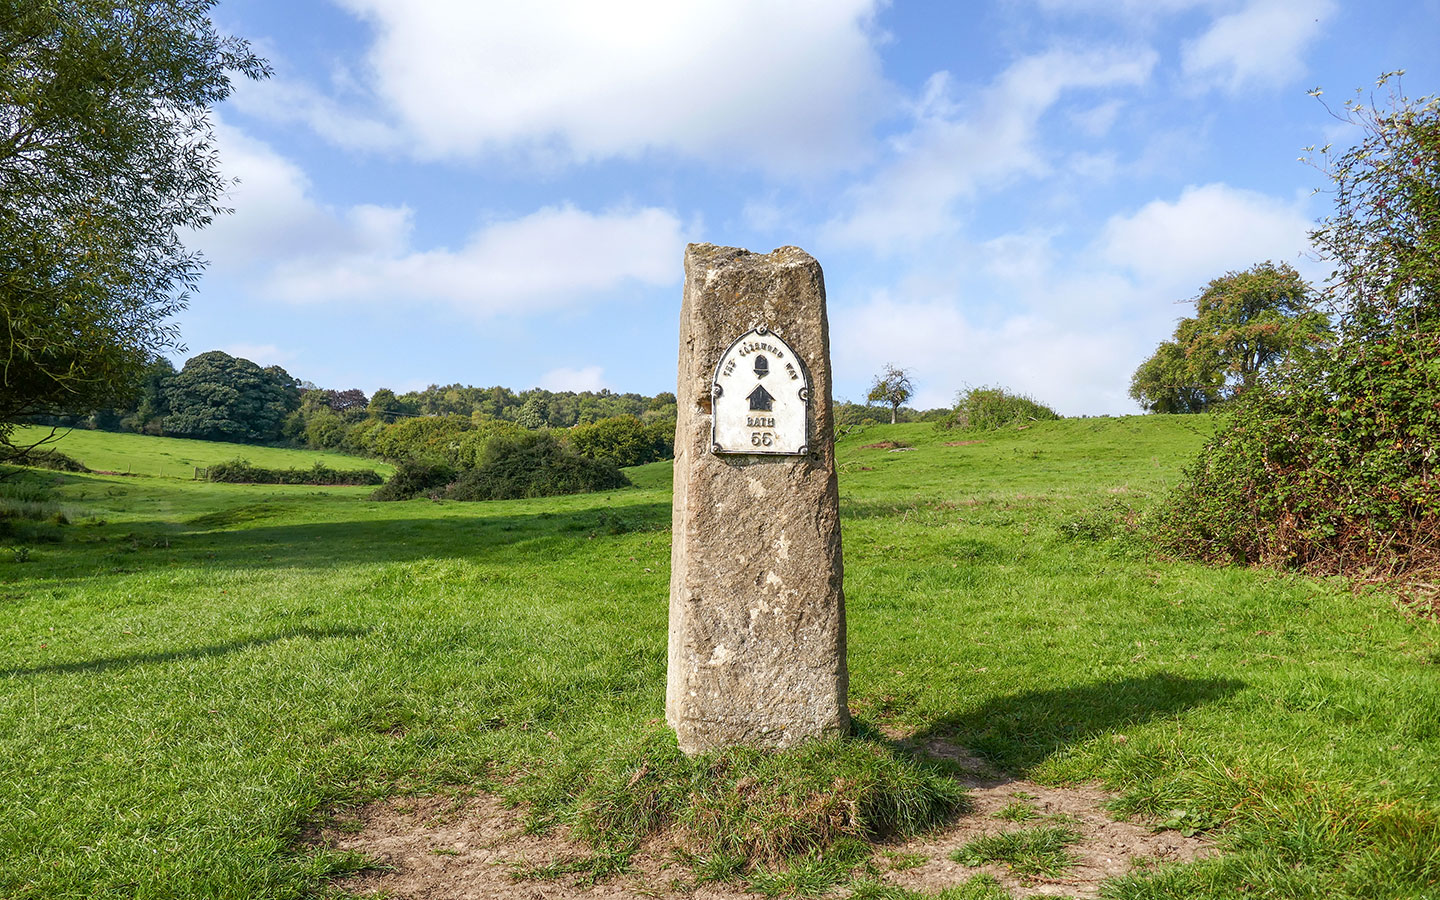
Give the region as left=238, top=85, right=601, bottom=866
left=666, top=243, right=849, bottom=755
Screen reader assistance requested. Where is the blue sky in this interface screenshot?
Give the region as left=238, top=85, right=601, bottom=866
left=181, top=0, right=1439, bottom=414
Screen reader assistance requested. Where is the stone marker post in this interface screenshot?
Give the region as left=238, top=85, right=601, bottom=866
left=666, top=243, right=849, bottom=755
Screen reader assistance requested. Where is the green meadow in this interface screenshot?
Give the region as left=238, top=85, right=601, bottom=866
left=2, top=417, right=1438, bottom=898
left=8, top=425, right=396, bottom=479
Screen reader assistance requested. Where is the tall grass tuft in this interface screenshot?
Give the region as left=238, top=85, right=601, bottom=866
left=0, top=477, right=69, bottom=522
left=531, top=727, right=965, bottom=871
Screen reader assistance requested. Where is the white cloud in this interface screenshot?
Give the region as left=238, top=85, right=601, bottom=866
left=266, top=204, right=684, bottom=315
left=200, top=122, right=409, bottom=268
left=539, top=366, right=608, bottom=392
left=1181, top=0, right=1337, bottom=92
left=1069, top=100, right=1125, bottom=137
left=197, top=125, right=686, bottom=318
left=832, top=292, right=1141, bottom=416
left=316, top=0, right=890, bottom=172
left=1032, top=0, right=1220, bottom=15
left=830, top=177, right=1321, bottom=416
left=824, top=46, right=1157, bottom=252
left=1097, top=182, right=1317, bottom=294
left=228, top=75, right=399, bottom=153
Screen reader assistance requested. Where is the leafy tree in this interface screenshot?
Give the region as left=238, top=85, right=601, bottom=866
left=326, top=389, right=369, bottom=417
left=126, top=357, right=179, bottom=434
left=1162, top=76, right=1439, bottom=581
left=867, top=364, right=914, bottom=425
left=1130, top=262, right=1330, bottom=413
left=0, top=0, right=267, bottom=454
left=568, top=415, right=663, bottom=468
left=516, top=395, right=548, bottom=429
left=367, top=388, right=401, bottom=420
left=367, top=414, right=473, bottom=462
left=164, top=351, right=300, bottom=443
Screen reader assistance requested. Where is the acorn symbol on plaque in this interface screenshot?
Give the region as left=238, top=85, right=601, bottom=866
left=710, top=326, right=810, bottom=455
left=747, top=384, right=775, bottom=411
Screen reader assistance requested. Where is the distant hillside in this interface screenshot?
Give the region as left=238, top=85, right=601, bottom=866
left=10, top=426, right=394, bottom=479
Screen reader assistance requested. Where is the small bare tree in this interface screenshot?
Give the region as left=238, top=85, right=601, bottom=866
left=867, top=364, right=914, bottom=425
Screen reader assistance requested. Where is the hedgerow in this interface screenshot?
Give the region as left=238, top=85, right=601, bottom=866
left=205, top=459, right=383, bottom=486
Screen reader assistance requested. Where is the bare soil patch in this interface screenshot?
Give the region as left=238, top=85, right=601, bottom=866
left=883, top=738, right=1213, bottom=897
left=314, top=741, right=1212, bottom=899
left=859, top=441, right=910, bottom=450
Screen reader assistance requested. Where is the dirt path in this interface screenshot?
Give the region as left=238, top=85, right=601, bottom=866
left=313, top=742, right=1212, bottom=899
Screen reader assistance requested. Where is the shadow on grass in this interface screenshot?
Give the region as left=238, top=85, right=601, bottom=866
left=911, top=672, right=1244, bottom=774
left=2, top=625, right=370, bottom=678
left=27, top=500, right=672, bottom=582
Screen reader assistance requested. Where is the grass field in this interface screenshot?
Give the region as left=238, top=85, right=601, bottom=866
left=9, top=425, right=394, bottom=479
left=2, top=418, right=1438, bottom=898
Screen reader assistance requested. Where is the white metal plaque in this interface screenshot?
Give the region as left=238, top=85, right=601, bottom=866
left=711, top=325, right=811, bottom=455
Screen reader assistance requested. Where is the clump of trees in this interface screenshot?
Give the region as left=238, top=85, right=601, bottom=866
left=0, top=0, right=267, bottom=459
left=164, top=352, right=301, bottom=443
left=950, top=386, right=1061, bottom=430
left=1162, top=76, right=1439, bottom=583
left=1130, top=262, right=1331, bottom=413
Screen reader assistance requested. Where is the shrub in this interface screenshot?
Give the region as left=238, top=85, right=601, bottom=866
left=443, top=431, right=628, bottom=500
left=1162, top=78, right=1440, bottom=584
left=950, top=386, right=1061, bottom=430
left=205, top=458, right=383, bottom=486
left=0, top=448, right=88, bottom=472
left=369, top=460, right=457, bottom=501
left=1159, top=328, right=1439, bottom=575
left=568, top=415, right=672, bottom=468
left=372, top=431, right=628, bottom=502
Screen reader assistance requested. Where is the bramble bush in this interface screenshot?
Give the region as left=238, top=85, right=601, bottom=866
left=1161, top=76, right=1439, bottom=584
left=369, top=460, right=456, bottom=501
left=950, top=386, right=1061, bottom=430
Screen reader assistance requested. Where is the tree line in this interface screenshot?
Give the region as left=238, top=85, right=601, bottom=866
left=24, top=349, right=677, bottom=472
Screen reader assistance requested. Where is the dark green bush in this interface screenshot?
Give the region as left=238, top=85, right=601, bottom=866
left=372, top=431, right=628, bottom=502
left=568, top=415, right=673, bottom=468
left=443, top=431, right=628, bottom=501
left=205, top=458, right=383, bottom=486
left=369, top=460, right=456, bottom=500
left=950, top=386, right=1061, bottom=430
left=1160, top=328, right=1439, bottom=574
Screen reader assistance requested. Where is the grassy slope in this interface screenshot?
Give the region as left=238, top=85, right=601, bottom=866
left=1, top=418, right=1438, bottom=898
left=10, top=424, right=394, bottom=478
